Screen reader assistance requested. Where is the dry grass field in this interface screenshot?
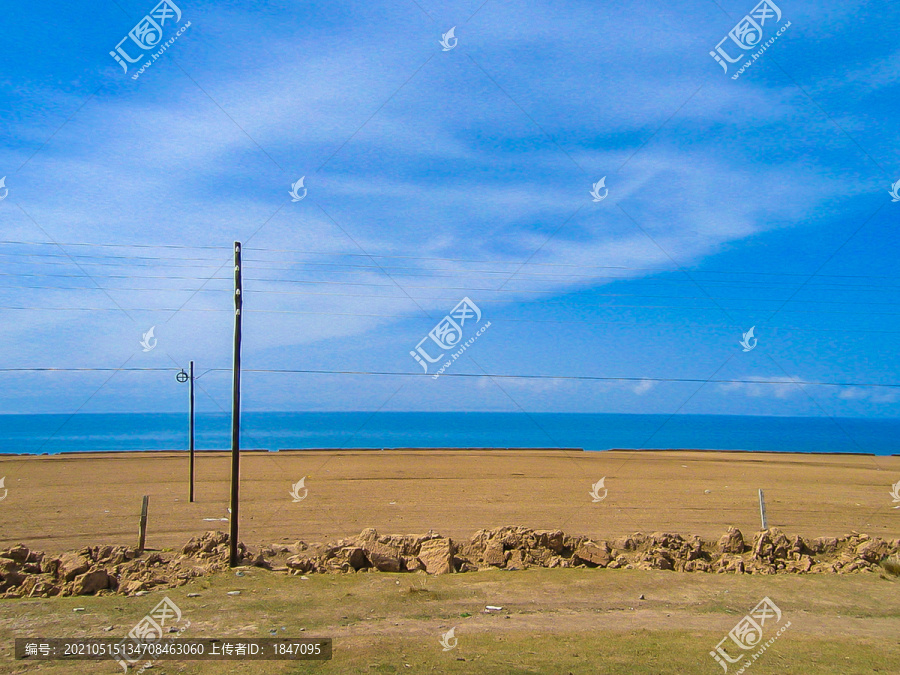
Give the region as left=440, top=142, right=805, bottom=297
left=0, top=449, right=897, bottom=554
left=1, top=449, right=899, bottom=674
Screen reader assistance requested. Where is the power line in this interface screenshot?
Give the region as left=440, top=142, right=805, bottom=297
left=1, top=366, right=897, bottom=389
left=4, top=303, right=900, bottom=320
left=3, top=240, right=900, bottom=284
left=5, top=281, right=900, bottom=309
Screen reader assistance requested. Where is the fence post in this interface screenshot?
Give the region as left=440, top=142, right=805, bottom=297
left=137, top=495, right=150, bottom=554
left=758, top=488, right=768, bottom=530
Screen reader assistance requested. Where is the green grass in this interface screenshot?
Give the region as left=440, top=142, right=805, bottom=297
left=1, top=567, right=898, bottom=674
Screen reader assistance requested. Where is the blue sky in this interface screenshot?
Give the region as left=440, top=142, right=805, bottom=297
left=0, top=0, right=898, bottom=417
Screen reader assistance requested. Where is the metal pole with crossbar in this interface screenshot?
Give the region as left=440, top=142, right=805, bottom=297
left=229, top=242, right=243, bottom=567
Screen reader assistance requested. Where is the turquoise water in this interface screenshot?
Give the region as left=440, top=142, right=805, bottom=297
left=0, top=412, right=897, bottom=454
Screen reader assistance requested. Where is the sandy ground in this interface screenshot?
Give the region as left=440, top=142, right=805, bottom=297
left=0, top=449, right=898, bottom=554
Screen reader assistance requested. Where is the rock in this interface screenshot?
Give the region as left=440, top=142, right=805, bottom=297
left=57, top=553, right=91, bottom=582
left=182, top=531, right=228, bottom=556
left=41, top=557, right=61, bottom=576
left=500, top=530, right=522, bottom=549
left=0, top=545, right=31, bottom=564
left=0, top=559, right=26, bottom=591
left=786, top=555, right=813, bottom=573
left=363, top=542, right=402, bottom=573
left=417, top=538, right=454, bottom=575
left=250, top=552, right=272, bottom=569
left=856, top=540, right=888, bottom=564
left=642, top=550, right=674, bottom=571
left=752, top=529, right=790, bottom=563
left=568, top=537, right=591, bottom=557
left=456, top=542, right=483, bottom=560
left=506, top=549, right=526, bottom=570
left=727, top=557, right=745, bottom=574
left=357, top=528, right=379, bottom=543
left=286, top=555, right=314, bottom=573
left=454, top=558, right=478, bottom=573
left=573, top=541, right=611, bottom=567
left=546, top=555, right=564, bottom=569
left=338, top=547, right=367, bottom=571
left=684, top=560, right=711, bottom=573
left=717, top=527, right=744, bottom=554
left=613, top=534, right=645, bottom=551
left=649, top=532, right=684, bottom=549
left=809, top=537, right=838, bottom=555
left=20, top=576, right=59, bottom=598
left=686, top=536, right=705, bottom=561
left=72, top=569, right=112, bottom=595
left=377, top=534, right=423, bottom=557
left=789, top=535, right=807, bottom=556
left=482, top=540, right=506, bottom=567
left=402, top=556, right=425, bottom=572
left=534, top=530, right=565, bottom=553
left=324, top=558, right=351, bottom=573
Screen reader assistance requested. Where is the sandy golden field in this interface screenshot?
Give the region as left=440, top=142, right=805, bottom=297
left=1, top=449, right=898, bottom=553
left=2, top=449, right=900, bottom=674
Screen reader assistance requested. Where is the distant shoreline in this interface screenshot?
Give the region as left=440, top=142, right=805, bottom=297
left=2, top=412, right=896, bottom=455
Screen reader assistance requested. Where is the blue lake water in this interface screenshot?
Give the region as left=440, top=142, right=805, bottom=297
left=0, top=412, right=897, bottom=454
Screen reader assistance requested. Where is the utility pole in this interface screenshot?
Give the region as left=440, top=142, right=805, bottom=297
left=189, top=360, right=195, bottom=502
left=229, top=241, right=243, bottom=567
left=176, top=364, right=195, bottom=502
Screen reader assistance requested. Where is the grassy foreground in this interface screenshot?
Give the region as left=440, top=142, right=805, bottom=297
left=1, top=566, right=898, bottom=674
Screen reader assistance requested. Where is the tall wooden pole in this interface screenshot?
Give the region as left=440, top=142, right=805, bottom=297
left=189, top=360, right=195, bottom=503
left=229, top=242, right=243, bottom=567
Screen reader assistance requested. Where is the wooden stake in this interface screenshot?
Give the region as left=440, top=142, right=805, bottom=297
left=138, top=495, right=149, bottom=554
left=758, top=488, right=768, bottom=530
